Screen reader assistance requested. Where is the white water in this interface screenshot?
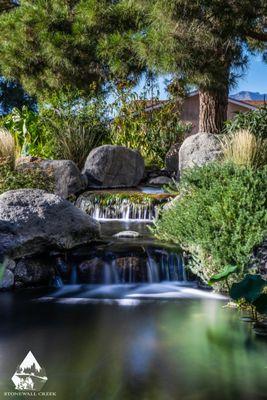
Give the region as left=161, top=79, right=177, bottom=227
left=78, top=198, right=160, bottom=221
left=39, top=283, right=227, bottom=304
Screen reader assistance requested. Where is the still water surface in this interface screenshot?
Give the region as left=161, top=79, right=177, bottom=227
left=0, top=293, right=266, bottom=400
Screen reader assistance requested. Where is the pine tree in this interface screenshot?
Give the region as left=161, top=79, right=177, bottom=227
left=103, top=0, right=267, bottom=133
left=0, top=0, right=266, bottom=132
left=0, top=0, right=142, bottom=98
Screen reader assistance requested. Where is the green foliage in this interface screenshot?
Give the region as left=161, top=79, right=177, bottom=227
left=0, top=0, right=142, bottom=97
left=103, top=1, right=267, bottom=91
left=0, top=91, right=110, bottom=167
left=40, top=90, right=109, bottom=169
left=85, top=191, right=171, bottom=206
left=224, top=107, right=267, bottom=139
left=253, top=294, right=267, bottom=315
left=0, top=106, right=54, bottom=158
left=153, top=163, right=267, bottom=287
left=209, top=266, right=238, bottom=286
left=0, top=163, right=55, bottom=195
left=230, top=274, right=267, bottom=316
left=110, top=88, right=190, bottom=167
left=230, top=274, right=266, bottom=304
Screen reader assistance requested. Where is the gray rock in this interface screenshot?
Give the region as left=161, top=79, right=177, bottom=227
left=0, top=268, right=14, bottom=289
left=14, top=257, right=54, bottom=286
left=165, top=143, right=180, bottom=173
left=179, top=133, right=222, bottom=172
left=82, top=145, right=145, bottom=188
left=113, top=231, right=141, bottom=238
left=248, top=238, right=267, bottom=279
left=17, top=159, right=84, bottom=198
left=0, top=189, right=100, bottom=258
left=148, top=176, right=172, bottom=185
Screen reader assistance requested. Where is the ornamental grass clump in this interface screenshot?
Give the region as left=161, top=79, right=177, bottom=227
left=221, top=129, right=267, bottom=168
left=0, top=128, right=16, bottom=168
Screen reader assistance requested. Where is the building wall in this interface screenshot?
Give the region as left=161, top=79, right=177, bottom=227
left=181, top=95, right=251, bottom=134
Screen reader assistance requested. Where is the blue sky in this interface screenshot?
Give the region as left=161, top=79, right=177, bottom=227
left=231, top=55, right=267, bottom=95
left=144, top=54, right=267, bottom=99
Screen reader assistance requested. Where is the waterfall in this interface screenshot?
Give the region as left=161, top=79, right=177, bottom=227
left=65, top=248, right=187, bottom=285
left=77, top=197, right=161, bottom=221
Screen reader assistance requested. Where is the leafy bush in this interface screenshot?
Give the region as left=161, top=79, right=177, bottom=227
left=221, top=129, right=267, bottom=168
left=153, top=163, right=267, bottom=289
left=110, top=90, right=190, bottom=167
left=0, top=106, right=54, bottom=159
left=40, top=92, right=109, bottom=169
left=224, top=106, right=267, bottom=139
left=0, top=163, right=55, bottom=195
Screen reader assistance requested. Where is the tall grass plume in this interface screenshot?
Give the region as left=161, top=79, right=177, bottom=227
left=221, top=129, right=267, bottom=168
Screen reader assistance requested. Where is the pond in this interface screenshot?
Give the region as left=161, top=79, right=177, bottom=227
left=0, top=293, right=267, bottom=400
left=0, top=190, right=266, bottom=399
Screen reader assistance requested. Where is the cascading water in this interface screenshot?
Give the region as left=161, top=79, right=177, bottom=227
left=54, top=246, right=187, bottom=285
left=45, top=188, right=199, bottom=302
left=78, top=197, right=160, bottom=221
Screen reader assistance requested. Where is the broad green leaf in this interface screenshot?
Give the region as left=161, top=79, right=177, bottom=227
left=0, top=262, right=5, bottom=283
left=253, top=294, right=267, bottom=315
left=230, top=274, right=267, bottom=304
left=209, top=265, right=238, bottom=285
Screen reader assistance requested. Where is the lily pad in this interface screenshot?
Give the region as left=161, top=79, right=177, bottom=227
left=230, top=274, right=267, bottom=304
left=209, top=265, right=238, bottom=285
left=0, top=262, right=4, bottom=283
left=253, top=293, right=267, bottom=315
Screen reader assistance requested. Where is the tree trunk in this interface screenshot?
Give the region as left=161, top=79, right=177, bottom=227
left=199, top=87, right=228, bottom=134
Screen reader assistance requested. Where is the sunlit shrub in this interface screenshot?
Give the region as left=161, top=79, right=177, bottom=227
left=0, top=163, right=55, bottom=195
left=224, top=106, right=267, bottom=139
left=153, top=163, right=267, bottom=289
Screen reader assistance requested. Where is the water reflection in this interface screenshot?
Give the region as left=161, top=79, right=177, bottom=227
left=0, top=297, right=266, bottom=400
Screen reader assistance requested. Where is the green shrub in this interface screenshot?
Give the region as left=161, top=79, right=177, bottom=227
left=0, top=91, right=110, bottom=167
left=0, top=106, right=54, bottom=159
left=153, top=163, right=267, bottom=289
left=110, top=90, right=190, bottom=167
left=224, top=106, right=267, bottom=139
left=0, top=163, right=55, bottom=195
left=40, top=91, right=110, bottom=169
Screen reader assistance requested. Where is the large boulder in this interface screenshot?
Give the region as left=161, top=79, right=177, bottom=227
left=17, top=158, right=85, bottom=198
left=0, top=268, right=14, bottom=290
left=0, top=189, right=100, bottom=258
left=179, top=133, right=222, bottom=172
left=82, top=145, right=145, bottom=188
left=14, top=256, right=55, bottom=286
left=165, top=143, right=180, bottom=173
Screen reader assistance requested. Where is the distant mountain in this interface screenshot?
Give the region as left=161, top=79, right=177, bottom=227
left=231, top=91, right=267, bottom=101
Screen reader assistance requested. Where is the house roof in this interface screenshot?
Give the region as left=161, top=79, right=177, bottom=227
left=142, top=90, right=259, bottom=112
left=187, top=90, right=258, bottom=110
left=242, top=100, right=266, bottom=108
